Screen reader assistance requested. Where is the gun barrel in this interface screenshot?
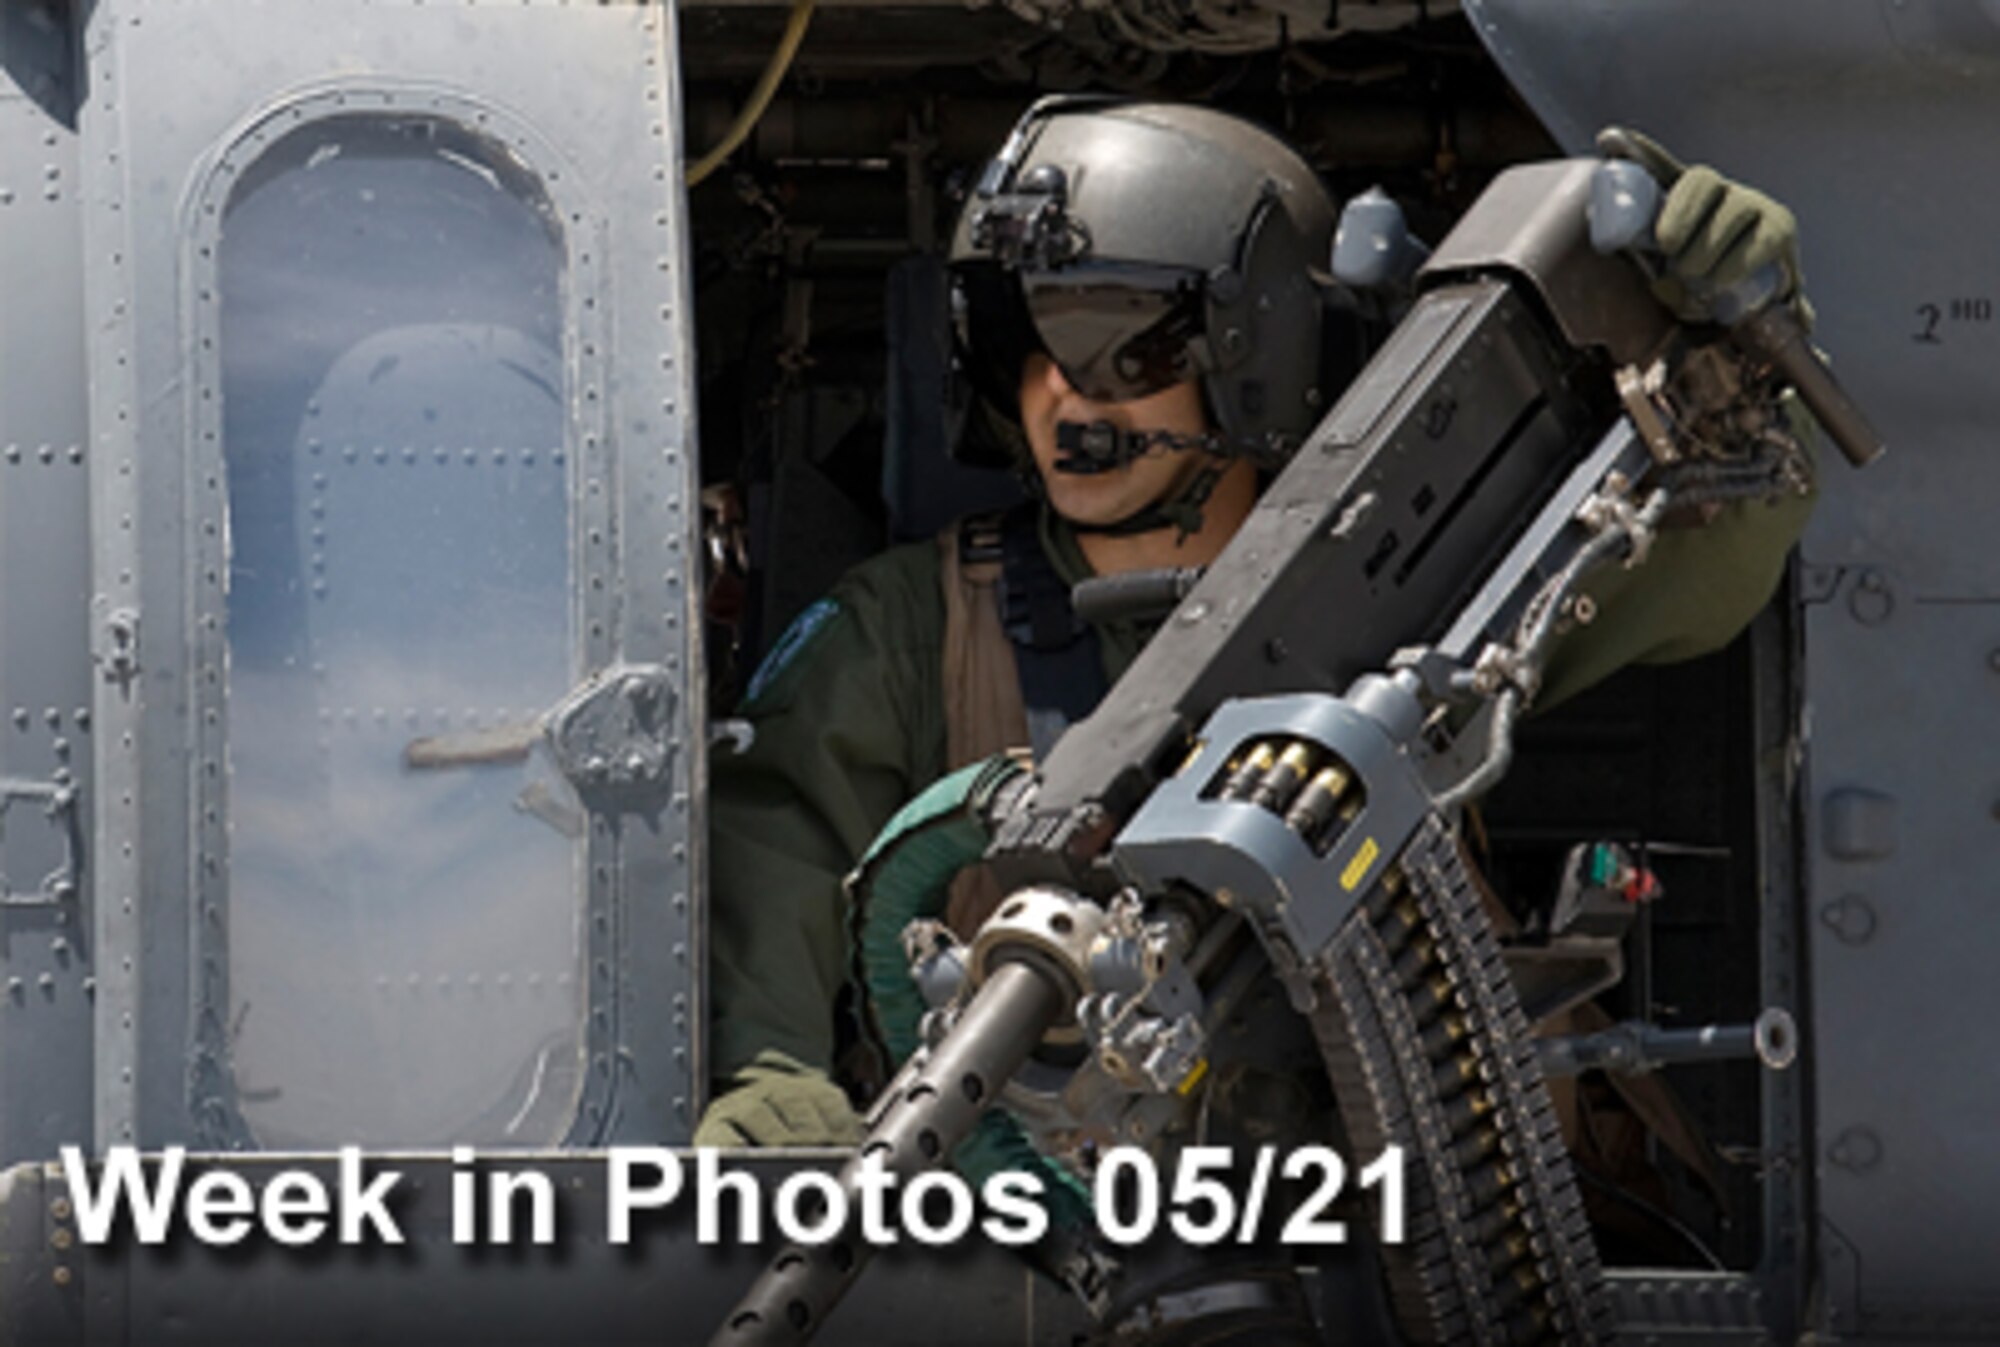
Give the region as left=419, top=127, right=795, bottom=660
left=712, top=960, right=1066, bottom=1346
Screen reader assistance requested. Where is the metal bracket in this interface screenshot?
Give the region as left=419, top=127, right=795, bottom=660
left=1503, top=937, right=1625, bottom=1027
left=969, top=163, right=1086, bottom=272
left=1615, top=358, right=1680, bottom=463
left=0, top=776, right=82, bottom=908
left=545, top=663, right=679, bottom=812
left=92, top=608, right=140, bottom=693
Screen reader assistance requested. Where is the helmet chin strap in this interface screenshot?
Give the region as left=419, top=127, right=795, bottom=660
left=1049, top=419, right=1230, bottom=541
left=1052, top=418, right=1226, bottom=474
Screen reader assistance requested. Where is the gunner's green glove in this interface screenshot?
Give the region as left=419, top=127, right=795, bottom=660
left=1608, top=129, right=1810, bottom=328
left=693, top=1049, right=863, bottom=1147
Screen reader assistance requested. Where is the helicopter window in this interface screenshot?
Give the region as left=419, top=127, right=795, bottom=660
left=208, top=115, right=586, bottom=1148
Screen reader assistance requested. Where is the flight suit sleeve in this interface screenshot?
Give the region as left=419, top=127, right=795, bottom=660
left=1537, top=432, right=1817, bottom=709
left=1531, top=143, right=1825, bottom=707
left=706, top=544, right=946, bottom=1082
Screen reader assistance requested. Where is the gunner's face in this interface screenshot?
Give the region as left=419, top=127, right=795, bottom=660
left=1016, top=353, right=1212, bottom=529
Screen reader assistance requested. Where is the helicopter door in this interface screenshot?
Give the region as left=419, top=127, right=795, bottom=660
left=80, top=2, right=701, bottom=1151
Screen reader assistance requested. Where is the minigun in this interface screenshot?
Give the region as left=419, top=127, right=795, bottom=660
left=714, top=147, right=1880, bottom=1346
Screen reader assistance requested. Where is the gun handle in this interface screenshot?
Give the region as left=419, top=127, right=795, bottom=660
left=1734, top=304, right=1887, bottom=467
left=1592, top=134, right=1887, bottom=469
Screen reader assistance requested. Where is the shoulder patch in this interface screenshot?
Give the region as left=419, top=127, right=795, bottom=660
left=743, top=597, right=841, bottom=707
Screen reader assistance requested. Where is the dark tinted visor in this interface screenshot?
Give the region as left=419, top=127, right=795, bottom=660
left=950, top=258, right=1045, bottom=420
left=1021, top=262, right=1206, bottom=404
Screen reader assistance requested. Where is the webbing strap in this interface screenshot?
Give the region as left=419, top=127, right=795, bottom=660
left=991, top=505, right=1106, bottom=748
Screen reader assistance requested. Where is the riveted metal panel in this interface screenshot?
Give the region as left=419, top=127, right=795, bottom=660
left=1463, top=1, right=2000, bottom=1335
left=0, top=0, right=96, bottom=1168
left=1800, top=586, right=2000, bottom=1339
left=77, top=0, right=702, bottom=1156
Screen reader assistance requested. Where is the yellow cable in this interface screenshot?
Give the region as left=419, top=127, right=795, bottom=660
left=685, top=0, right=819, bottom=188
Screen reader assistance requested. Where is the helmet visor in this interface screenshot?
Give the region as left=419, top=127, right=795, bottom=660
left=1021, top=262, right=1206, bottom=404
left=950, top=258, right=1045, bottom=420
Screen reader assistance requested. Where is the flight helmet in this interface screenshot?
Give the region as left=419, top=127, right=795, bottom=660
left=947, top=98, right=1339, bottom=472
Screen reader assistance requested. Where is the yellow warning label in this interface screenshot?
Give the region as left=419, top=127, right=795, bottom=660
left=1341, top=837, right=1381, bottom=892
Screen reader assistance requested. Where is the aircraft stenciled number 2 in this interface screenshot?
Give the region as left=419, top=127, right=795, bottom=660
left=1914, top=297, right=1992, bottom=344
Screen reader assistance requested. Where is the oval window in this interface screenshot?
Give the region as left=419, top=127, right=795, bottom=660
left=214, top=115, right=585, bottom=1148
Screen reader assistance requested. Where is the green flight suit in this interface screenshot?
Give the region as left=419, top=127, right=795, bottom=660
left=704, top=480, right=1815, bottom=1092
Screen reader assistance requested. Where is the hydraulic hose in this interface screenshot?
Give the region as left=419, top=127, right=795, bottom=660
left=686, top=0, right=817, bottom=188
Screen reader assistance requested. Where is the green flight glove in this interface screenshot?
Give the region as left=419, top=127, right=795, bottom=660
left=693, top=1049, right=863, bottom=1147
left=1604, top=128, right=1809, bottom=328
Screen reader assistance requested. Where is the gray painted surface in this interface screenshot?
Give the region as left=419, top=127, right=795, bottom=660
left=0, top=0, right=95, bottom=1173
left=1467, top=1, right=2000, bottom=1336
left=57, top=0, right=704, bottom=1158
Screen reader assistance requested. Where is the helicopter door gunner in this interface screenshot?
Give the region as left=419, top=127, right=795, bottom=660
left=697, top=100, right=1817, bottom=1146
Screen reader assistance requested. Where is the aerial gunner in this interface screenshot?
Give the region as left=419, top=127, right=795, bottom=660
left=695, top=99, right=1818, bottom=1147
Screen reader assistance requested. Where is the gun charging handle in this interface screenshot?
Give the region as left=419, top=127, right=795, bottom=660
left=1589, top=128, right=1886, bottom=469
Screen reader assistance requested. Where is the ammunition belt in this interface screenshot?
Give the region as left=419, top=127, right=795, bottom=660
left=1311, top=814, right=1609, bottom=1345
